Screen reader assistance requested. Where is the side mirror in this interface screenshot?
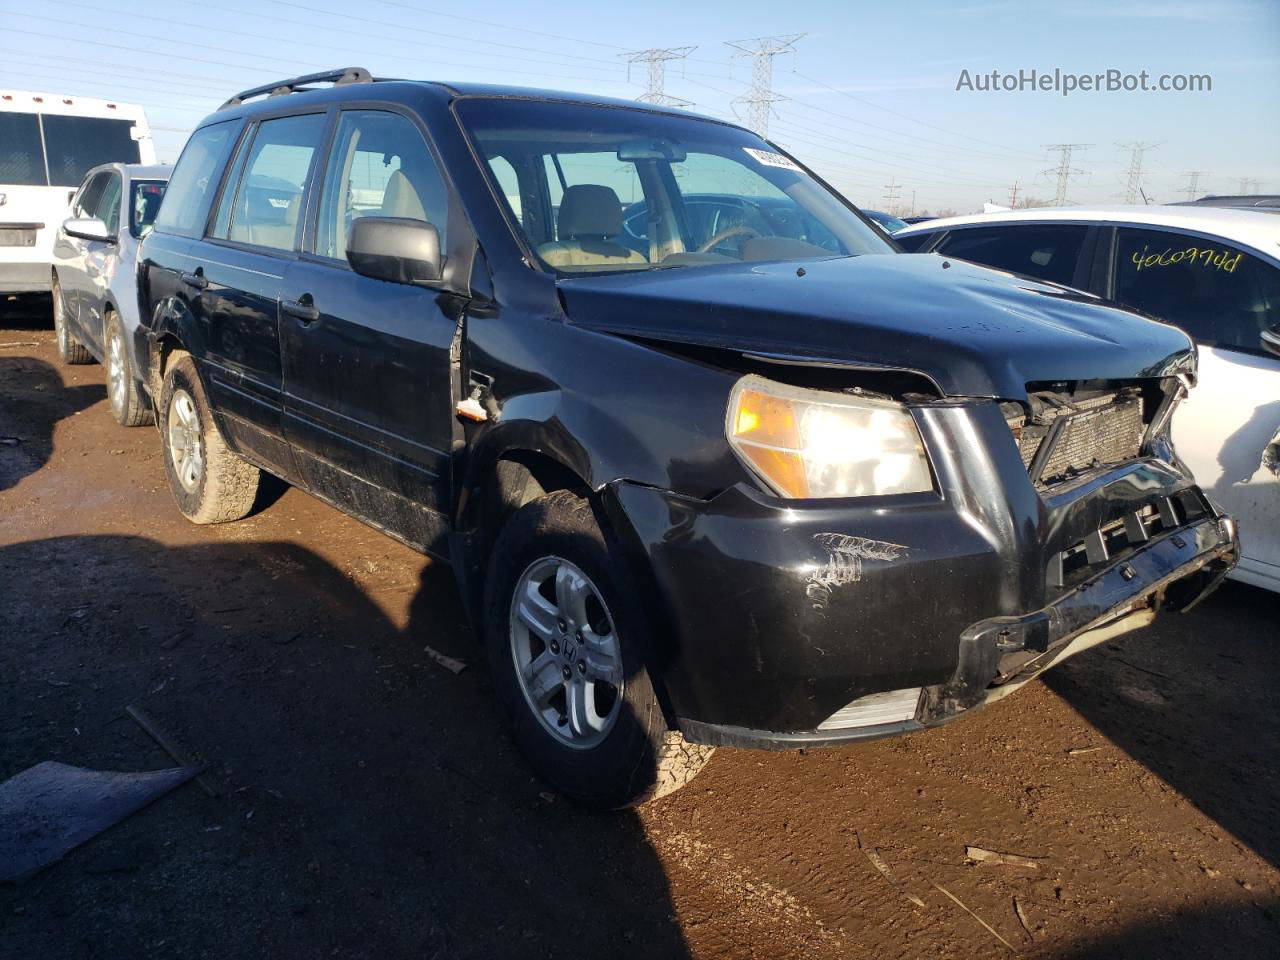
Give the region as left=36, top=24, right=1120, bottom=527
left=1262, top=326, right=1280, bottom=359
left=346, top=217, right=443, bottom=286
left=62, top=217, right=114, bottom=243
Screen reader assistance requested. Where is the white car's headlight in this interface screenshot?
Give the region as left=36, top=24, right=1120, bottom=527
left=726, top=374, right=933, bottom=499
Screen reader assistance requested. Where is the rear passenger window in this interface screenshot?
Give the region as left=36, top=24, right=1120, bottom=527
left=222, top=114, right=327, bottom=252
left=937, top=225, right=1088, bottom=287
left=154, top=121, right=238, bottom=238
left=313, top=110, right=449, bottom=261
left=894, top=231, right=936, bottom=253
left=1115, top=227, right=1280, bottom=353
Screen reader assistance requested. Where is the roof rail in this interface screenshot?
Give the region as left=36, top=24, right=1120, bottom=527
left=220, top=67, right=373, bottom=109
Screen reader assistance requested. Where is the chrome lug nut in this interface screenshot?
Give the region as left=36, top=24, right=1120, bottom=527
left=577, top=660, right=586, bottom=675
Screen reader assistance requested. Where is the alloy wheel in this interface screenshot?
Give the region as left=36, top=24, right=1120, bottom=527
left=509, top=556, right=624, bottom=749
left=167, top=388, right=204, bottom=492
left=107, top=326, right=126, bottom=415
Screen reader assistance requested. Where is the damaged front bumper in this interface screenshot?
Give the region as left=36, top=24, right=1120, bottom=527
left=604, top=406, right=1239, bottom=751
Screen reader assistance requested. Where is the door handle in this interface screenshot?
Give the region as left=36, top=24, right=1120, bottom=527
left=180, top=270, right=207, bottom=290
left=282, top=297, right=320, bottom=324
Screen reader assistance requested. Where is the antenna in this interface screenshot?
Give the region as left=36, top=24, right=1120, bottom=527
left=621, top=47, right=697, bottom=108
left=725, top=34, right=805, bottom=138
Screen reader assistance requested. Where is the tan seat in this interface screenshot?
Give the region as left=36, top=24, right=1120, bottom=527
left=232, top=190, right=301, bottom=250
left=537, top=184, right=647, bottom=269
left=381, top=169, right=426, bottom=220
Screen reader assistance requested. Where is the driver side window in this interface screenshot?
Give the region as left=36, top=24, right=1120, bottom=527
left=313, top=110, right=449, bottom=261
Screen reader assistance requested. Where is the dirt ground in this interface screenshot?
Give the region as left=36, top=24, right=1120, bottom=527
left=2, top=295, right=1277, bottom=960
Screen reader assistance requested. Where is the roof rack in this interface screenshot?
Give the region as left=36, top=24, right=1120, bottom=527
left=221, top=67, right=373, bottom=109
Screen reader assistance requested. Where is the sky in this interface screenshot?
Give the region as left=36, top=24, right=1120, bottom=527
left=2, top=0, right=1277, bottom=214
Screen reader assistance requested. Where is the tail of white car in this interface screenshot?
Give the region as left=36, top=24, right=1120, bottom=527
left=0, top=90, right=155, bottom=295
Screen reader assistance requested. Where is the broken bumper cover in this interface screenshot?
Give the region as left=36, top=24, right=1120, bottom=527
left=606, top=463, right=1238, bottom=751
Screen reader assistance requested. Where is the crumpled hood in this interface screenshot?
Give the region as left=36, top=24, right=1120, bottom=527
left=556, top=254, right=1194, bottom=399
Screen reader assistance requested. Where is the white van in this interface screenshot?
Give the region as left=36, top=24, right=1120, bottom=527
left=1, top=90, right=155, bottom=296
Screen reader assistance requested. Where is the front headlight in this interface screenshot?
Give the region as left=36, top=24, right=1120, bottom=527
left=726, top=374, right=933, bottom=498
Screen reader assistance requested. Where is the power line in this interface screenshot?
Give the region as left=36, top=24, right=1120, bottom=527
left=1181, top=170, right=1210, bottom=200
left=621, top=47, right=696, bottom=107
left=1009, top=180, right=1020, bottom=207
left=790, top=70, right=1043, bottom=161
left=1043, top=144, right=1091, bottom=205
left=769, top=118, right=1016, bottom=190
left=725, top=34, right=804, bottom=138
left=1118, top=142, right=1160, bottom=204
left=366, top=0, right=630, bottom=51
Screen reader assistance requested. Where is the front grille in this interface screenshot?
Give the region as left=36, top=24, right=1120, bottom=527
left=1007, top=390, right=1145, bottom=487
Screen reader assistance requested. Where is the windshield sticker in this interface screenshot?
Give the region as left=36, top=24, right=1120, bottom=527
left=1130, top=244, right=1242, bottom=273
left=744, top=148, right=802, bottom=172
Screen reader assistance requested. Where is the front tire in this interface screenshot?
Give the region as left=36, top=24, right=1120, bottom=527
left=159, top=354, right=260, bottom=524
left=52, top=277, right=91, bottom=365
left=484, top=490, right=713, bottom=808
left=104, top=312, right=153, bottom=427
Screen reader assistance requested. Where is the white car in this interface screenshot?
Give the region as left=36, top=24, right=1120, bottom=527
left=1, top=90, right=155, bottom=298
left=51, top=162, right=170, bottom=425
left=898, top=205, right=1280, bottom=592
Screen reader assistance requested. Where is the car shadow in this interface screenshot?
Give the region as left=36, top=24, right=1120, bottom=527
left=1, top=293, right=53, bottom=331
left=0, top=534, right=690, bottom=959
left=1043, top=580, right=1280, bottom=868
left=1209, top=398, right=1280, bottom=499
left=1049, top=901, right=1279, bottom=959
left=0, top=356, right=103, bottom=491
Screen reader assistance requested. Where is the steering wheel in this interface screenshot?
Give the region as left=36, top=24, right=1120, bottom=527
left=697, top=224, right=762, bottom=254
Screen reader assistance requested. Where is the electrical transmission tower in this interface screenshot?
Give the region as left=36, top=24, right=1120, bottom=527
left=725, top=34, right=804, bottom=138
left=1180, top=170, right=1209, bottom=200
left=882, top=178, right=901, bottom=216
left=1118, top=142, right=1160, bottom=204
left=1236, top=177, right=1261, bottom=195
left=1043, top=144, right=1090, bottom=206
left=621, top=47, right=696, bottom=107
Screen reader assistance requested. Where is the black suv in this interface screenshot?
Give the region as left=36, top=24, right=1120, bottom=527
left=137, top=68, right=1238, bottom=807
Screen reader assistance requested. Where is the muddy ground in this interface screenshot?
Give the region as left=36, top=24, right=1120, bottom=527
left=2, top=296, right=1277, bottom=959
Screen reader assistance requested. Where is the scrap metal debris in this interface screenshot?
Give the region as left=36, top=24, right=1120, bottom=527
left=933, top=882, right=1019, bottom=954
left=1013, top=896, right=1035, bottom=940
left=125, top=705, right=217, bottom=798
left=966, top=846, right=1044, bottom=869
left=856, top=832, right=925, bottom=907
left=423, top=645, right=467, bottom=674
left=0, top=762, right=198, bottom=883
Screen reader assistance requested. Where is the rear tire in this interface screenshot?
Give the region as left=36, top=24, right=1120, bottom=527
left=52, top=277, right=91, bottom=365
left=483, top=490, right=713, bottom=808
left=159, top=354, right=260, bottom=524
left=104, top=312, right=153, bottom=427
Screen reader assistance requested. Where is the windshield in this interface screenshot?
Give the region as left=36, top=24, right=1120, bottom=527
left=457, top=98, right=892, bottom=274
left=130, top=179, right=167, bottom=237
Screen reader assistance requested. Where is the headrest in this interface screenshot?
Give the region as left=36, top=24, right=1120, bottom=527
left=558, top=184, right=623, bottom=239
left=382, top=169, right=427, bottom=220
